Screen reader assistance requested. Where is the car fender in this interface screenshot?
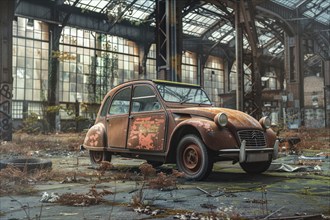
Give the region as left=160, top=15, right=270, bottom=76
left=265, top=128, right=277, bottom=147
left=83, top=123, right=107, bottom=150
left=170, top=118, right=239, bottom=152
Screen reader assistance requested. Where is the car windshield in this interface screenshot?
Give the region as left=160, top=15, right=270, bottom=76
left=156, top=83, right=212, bottom=105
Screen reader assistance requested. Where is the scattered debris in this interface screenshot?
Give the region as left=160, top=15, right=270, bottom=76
left=298, top=155, right=327, bottom=166
left=133, top=206, right=164, bottom=216
left=60, top=175, right=77, bottom=183
left=173, top=212, right=200, bottom=220
left=40, top=192, right=59, bottom=203
left=278, top=137, right=301, bottom=154
left=244, top=198, right=267, bottom=204
left=196, top=187, right=237, bottom=198
left=197, top=187, right=213, bottom=197
left=268, top=214, right=327, bottom=220
left=262, top=206, right=284, bottom=219
left=40, top=185, right=113, bottom=206
left=269, top=163, right=322, bottom=172
left=59, top=212, right=79, bottom=216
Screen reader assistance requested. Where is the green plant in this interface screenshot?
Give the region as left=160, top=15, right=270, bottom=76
left=21, top=112, right=41, bottom=134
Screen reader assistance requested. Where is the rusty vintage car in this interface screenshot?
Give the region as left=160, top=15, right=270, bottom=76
left=82, top=80, right=279, bottom=180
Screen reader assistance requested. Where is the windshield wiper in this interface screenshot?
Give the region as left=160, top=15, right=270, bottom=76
left=198, top=99, right=211, bottom=106
left=180, top=97, right=193, bottom=104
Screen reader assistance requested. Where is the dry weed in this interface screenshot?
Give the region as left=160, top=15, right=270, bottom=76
left=0, top=166, right=35, bottom=195
left=139, top=163, right=156, bottom=179
left=96, top=161, right=114, bottom=179
left=279, top=128, right=330, bottom=153
left=56, top=184, right=113, bottom=206
left=0, top=132, right=83, bottom=156
left=0, top=165, right=96, bottom=195
left=130, top=182, right=145, bottom=207
left=147, top=170, right=184, bottom=190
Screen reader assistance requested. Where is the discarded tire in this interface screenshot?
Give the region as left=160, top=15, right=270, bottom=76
left=0, top=158, right=52, bottom=172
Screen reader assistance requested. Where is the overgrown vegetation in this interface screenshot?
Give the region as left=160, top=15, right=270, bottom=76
left=277, top=128, right=330, bottom=153
left=56, top=184, right=113, bottom=206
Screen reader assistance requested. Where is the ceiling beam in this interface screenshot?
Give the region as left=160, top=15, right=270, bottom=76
left=15, top=0, right=154, bottom=42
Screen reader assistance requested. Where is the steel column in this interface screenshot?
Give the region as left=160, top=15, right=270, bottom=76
left=235, top=1, right=244, bottom=111
left=0, top=0, right=15, bottom=141
left=240, top=0, right=262, bottom=119
left=324, top=60, right=330, bottom=127
left=156, top=0, right=182, bottom=82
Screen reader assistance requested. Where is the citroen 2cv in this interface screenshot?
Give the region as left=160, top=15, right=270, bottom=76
left=82, top=80, right=278, bottom=180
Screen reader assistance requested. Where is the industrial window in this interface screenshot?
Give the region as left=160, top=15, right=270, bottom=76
left=182, top=51, right=197, bottom=85
left=12, top=18, right=49, bottom=102
left=204, top=56, right=224, bottom=106
left=12, top=101, right=23, bottom=119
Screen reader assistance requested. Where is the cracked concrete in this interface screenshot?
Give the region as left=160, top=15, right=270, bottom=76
left=1, top=154, right=329, bottom=220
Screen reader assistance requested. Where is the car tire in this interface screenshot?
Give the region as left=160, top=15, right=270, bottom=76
left=176, top=134, right=213, bottom=180
left=0, top=158, right=52, bottom=172
left=239, top=160, right=272, bottom=174
left=89, top=150, right=111, bottom=167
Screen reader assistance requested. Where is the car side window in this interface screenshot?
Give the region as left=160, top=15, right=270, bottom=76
left=109, top=87, right=131, bottom=115
left=100, top=97, right=111, bottom=117
left=132, top=86, right=162, bottom=113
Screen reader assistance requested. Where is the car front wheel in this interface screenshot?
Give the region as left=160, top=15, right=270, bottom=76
left=89, top=150, right=111, bottom=167
left=176, top=135, right=213, bottom=180
left=239, top=160, right=272, bottom=174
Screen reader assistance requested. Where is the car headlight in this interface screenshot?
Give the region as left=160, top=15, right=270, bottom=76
left=214, top=113, right=228, bottom=127
left=259, top=116, right=271, bottom=129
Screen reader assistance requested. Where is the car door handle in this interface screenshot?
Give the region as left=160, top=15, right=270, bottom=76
left=129, top=115, right=134, bottom=119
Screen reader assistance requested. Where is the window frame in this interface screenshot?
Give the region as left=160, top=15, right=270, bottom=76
left=131, top=84, right=163, bottom=113
left=108, top=87, right=132, bottom=115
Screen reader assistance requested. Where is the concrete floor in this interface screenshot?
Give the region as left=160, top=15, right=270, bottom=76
left=0, top=154, right=329, bottom=220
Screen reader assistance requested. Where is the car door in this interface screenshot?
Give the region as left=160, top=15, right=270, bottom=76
left=107, top=86, right=131, bottom=148
left=127, top=85, right=166, bottom=151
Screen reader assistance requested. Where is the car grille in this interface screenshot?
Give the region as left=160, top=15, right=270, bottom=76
left=237, top=130, right=267, bottom=148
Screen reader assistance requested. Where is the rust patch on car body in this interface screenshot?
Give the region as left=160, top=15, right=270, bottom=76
left=172, top=118, right=239, bottom=151
left=170, top=107, right=262, bottom=129
left=128, top=115, right=165, bottom=151
left=83, top=123, right=106, bottom=149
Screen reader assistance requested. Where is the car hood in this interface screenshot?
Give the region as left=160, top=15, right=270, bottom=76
left=169, top=107, right=263, bottom=129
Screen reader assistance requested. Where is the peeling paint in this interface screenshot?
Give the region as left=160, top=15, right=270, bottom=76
left=84, top=124, right=104, bottom=148
left=189, top=120, right=213, bottom=132
left=128, top=115, right=165, bottom=151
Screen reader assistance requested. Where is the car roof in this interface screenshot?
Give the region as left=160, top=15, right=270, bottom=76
left=105, top=79, right=202, bottom=97
left=152, top=80, right=201, bottom=88
left=114, top=79, right=201, bottom=89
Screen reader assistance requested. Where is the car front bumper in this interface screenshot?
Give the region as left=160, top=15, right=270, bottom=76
left=217, top=139, right=279, bottom=163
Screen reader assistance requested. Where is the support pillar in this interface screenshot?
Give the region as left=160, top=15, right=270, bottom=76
left=0, top=0, right=15, bottom=141
left=156, top=0, right=182, bottom=81
left=324, top=60, right=330, bottom=127
left=235, top=1, right=244, bottom=111
left=285, top=33, right=304, bottom=128
left=240, top=0, right=262, bottom=119
left=48, top=23, right=61, bottom=132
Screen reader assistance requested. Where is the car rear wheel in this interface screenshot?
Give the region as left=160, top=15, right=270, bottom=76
left=239, top=160, right=272, bottom=174
left=89, top=150, right=111, bottom=167
left=176, top=135, right=213, bottom=180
